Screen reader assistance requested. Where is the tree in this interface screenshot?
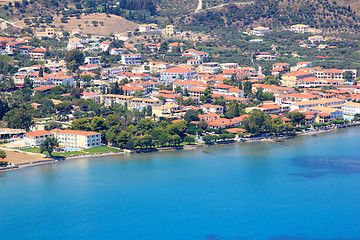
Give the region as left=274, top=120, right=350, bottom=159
left=146, top=105, right=152, bottom=116
left=72, top=118, right=90, bottom=130
left=90, top=116, right=105, bottom=132
left=0, top=150, right=6, bottom=159
left=39, top=67, right=44, bottom=77
left=200, top=85, right=212, bottom=103
left=184, top=109, right=199, bottom=123
left=287, top=112, right=306, bottom=126
left=167, top=121, right=187, bottom=139
left=110, top=82, right=120, bottom=94
left=225, top=101, right=241, bottom=118
left=4, top=108, right=33, bottom=131
left=159, top=42, right=168, bottom=53
left=40, top=137, right=59, bottom=157
left=184, top=135, right=195, bottom=144
left=55, top=102, right=72, bottom=114
left=44, top=122, right=62, bottom=131
left=255, top=87, right=275, bottom=101
left=65, top=49, right=84, bottom=72
left=0, top=98, right=9, bottom=120
left=343, top=71, right=354, bottom=81
left=243, top=109, right=271, bottom=135
left=243, top=81, right=252, bottom=96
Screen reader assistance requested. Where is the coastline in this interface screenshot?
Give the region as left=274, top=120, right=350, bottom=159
left=1, top=123, right=359, bottom=172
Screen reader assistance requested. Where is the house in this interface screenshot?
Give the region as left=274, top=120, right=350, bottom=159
left=153, top=102, right=180, bottom=117
left=138, top=24, right=161, bottom=34
left=51, top=75, right=75, bottom=87
left=183, top=49, right=209, bottom=61
left=121, top=85, right=145, bottom=96
left=246, top=104, right=285, bottom=115
left=173, top=80, right=199, bottom=92
left=99, top=41, right=111, bottom=51
left=19, top=45, right=33, bottom=55
left=252, top=84, right=293, bottom=95
left=290, top=24, right=310, bottom=32
left=51, top=129, right=102, bottom=149
left=81, top=92, right=100, bottom=103
left=24, top=130, right=54, bottom=146
left=290, top=98, right=346, bottom=111
left=342, top=102, right=360, bottom=116
left=149, top=62, right=170, bottom=74
left=272, top=63, right=290, bottom=76
left=67, top=37, right=83, bottom=51
left=307, top=106, right=343, bottom=120
left=251, top=26, right=270, bottom=36
left=29, top=48, right=47, bottom=60
left=110, top=48, right=124, bottom=55
left=128, top=80, right=156, bottom=93
left=199, top=112, right=221, bottom=121
left=200, top=104, right=224, bottom=114
left=189, top=87, right=206, bottom=98
left=117, top=72, right=150, bottom=81
left=101, top=94, right=134, bottom=106
left=5, top=41, right=26, bottom=51
left=255, top=52, right=277, bottom=61
left=187, top=59, right=200, bottom=65
left=103, top=66, right=127, bottom=77
left=32, top=85, right=58, bottom=95
left=250, top=39, right=263, bottom=44
left=275, top=93, right=318, bottom=104
left=161, top=67, right=195, bottom=83
left=308, top=35, right=324, bottom=43
left=273, top=63, right=290, bottom=71
left=145, top=42, right=160, bottom=52
left=165, top=25, right=178, bottom=35
left=281, top=71, right=315, bottom=87
left=315, top=69, right=357, bottom=81
left=207, top=118, right=239, bottom=129
left=85, top=56, right=101, bottom=65
left=121, top=53, right=142, bottom=65
left=168, top=42, right=184, bottom=52
left=79, top=64, right=100, bottom=72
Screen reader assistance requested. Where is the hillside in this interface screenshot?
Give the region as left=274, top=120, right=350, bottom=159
left=0, top=0, right=360, bottom=36
left=182, top=0, right=360, bottom=33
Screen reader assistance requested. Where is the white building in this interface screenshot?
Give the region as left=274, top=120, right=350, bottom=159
left=251, top=26, right=270, bottom=36
left=291, top=24, right=310, bottom=32
left=161, top=67, right=195, bottom=84
left=121, top=54, right=142, bottom=65
left=342, top=102, right=360, bottom=116
left=24, top=130, right=54, bottom=146
left=51, top=129, right=102, bottom=149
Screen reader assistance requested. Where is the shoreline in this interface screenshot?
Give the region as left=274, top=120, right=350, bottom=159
left=1, top=123, right=359, bottom=172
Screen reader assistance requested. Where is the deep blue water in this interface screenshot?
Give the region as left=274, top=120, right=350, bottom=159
left=1, top=127, right=360, bottom=240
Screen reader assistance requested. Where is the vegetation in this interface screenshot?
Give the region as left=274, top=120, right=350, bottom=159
left=40, top=137, right=59, bottom=157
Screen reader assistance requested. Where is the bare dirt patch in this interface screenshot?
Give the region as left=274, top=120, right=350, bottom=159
left=4, top=150, right=45, bottom=165
left=52, top=13, right=139, bottom=35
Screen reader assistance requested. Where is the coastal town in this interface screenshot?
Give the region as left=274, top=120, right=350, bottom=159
left=0, top=21, right=360, bottom=170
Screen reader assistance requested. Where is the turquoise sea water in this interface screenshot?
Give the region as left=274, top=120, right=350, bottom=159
left=1, top=127, right=360, bottom=240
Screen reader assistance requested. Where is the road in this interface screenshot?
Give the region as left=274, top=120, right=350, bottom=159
left=195, top=0, right=202, bottom=12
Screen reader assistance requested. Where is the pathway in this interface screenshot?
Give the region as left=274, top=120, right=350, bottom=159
left=195, top=0, right=202, bottom=12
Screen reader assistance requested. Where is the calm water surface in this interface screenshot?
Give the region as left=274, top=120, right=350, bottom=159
left=1, top=127, right=360, bottom=240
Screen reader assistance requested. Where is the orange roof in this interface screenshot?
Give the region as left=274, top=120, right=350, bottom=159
left=33, top=85, right=57, bottom=91
left=226, top=128, right=246, bottom=134
left=162, top=67, right=194, bottom=74
left=25, top=130, right=52, bottom=137
left=51, top=129, right=100, bottom=136
left=283, top=71, right=311, bottom=77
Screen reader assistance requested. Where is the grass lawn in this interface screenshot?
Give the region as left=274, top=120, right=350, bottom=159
left=84, top=146, right=122, bottom=154
left=21, top=146, right=122, bottom=157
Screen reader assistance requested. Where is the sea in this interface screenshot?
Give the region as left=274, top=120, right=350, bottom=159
left=1, top=127, right=360, bottom=240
